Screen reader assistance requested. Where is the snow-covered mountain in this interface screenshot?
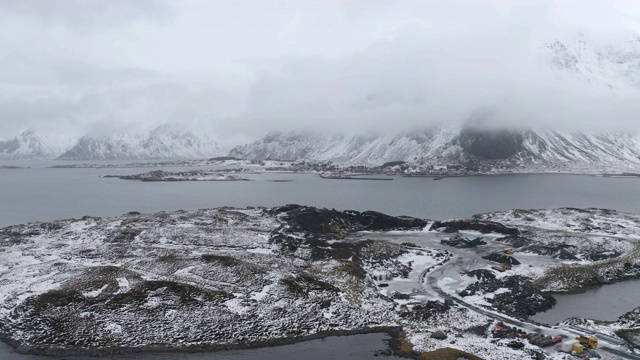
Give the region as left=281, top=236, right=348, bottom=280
left=0, top=131, right=75, bottom=160
left=229, top=126, right=640, bottom=171
left=545, top=33, right=640, bottom=90
left=229, top=127, right=463, bottom=165
left=57, top=126, right=227, bottom=160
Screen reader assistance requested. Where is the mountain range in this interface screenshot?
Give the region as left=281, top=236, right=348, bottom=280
left=56, top=125, right=227, bottom=160
left=0, top=131, right=76, bottom=160
left=228, top=126, right=640, bottom=171
left=0, top=126, right=227, bottom=160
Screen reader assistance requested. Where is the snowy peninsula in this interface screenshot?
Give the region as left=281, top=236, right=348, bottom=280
left=1, top=206, right=640, bottom=359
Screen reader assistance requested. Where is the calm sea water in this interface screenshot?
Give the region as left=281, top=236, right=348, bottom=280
left=531, top=280, right=640, bottom=325
left=1, top=160, right=640, bottom=357
left=1, top=161, right=639, bottom=228
left=0, top=333, right=404, bottom=360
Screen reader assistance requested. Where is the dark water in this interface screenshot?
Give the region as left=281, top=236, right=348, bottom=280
left=0, top=333, right=403, bottom=360
left=1, top=162, right=639, bottom=228
left=1, top=161, right=640, bottom=357
left=530, top=279, right=640, bottom=324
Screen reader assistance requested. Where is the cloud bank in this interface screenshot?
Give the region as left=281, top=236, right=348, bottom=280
left=0, top=0, right=639, bottom=145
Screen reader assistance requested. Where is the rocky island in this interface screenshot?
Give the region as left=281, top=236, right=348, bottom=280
left=1, top=206, right=640, bottom=359
left=104, top=169, right=251, bottom=181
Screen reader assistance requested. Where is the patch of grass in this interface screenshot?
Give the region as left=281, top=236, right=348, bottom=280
left=396, top=330, right=414, bottom=355
left=24, top=288, right=84, bottom=314
left=298, top=272, right=340, bottom=292
left=281, top=276, right=305, bottom=295
left=360, top=241, right=405, bottom=261
left=535, top=263, right=603, bottom=291
left=420, top=347, right=484, bottom=360
left=109, top=228, right=141, bottom=243
left=110, top=280, right=231, bottom=307
left=536, top=240, right=640, bottom=291
left=337, top=259, right=367, bottom=279
left=280, top=273, right=339, bottom=296
left=201, top=254, right=238, bottom=266
left=158, top=253, right=180, bottom=262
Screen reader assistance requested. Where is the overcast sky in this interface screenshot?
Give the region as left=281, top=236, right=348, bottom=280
left=1, top=0, right=639, bottom=145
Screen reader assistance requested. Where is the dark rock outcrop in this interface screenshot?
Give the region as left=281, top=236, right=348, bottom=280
left=431, top=219, right=520, bottom=236
left=494, top=235, right=531, bottom=248
left=271, top=205, right=427, bottom=234
left=482, top=253, right=521, bottom=265
left=520, top=245, right=579, bottom=260
left=462, top=275, right=556, bottom=320
left=466, top=269, right=497, bottom=281
left=459, top=118, right=524, bottom=160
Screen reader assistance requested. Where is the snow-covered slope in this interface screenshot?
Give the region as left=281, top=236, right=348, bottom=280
left=0, top=131, right=75, bottom=160
left=545, top=33, right=640, bottom=90
left=58, top=126, right=227, bottom=160
left=518, top=130, right=640, bottom=166
left=229, top=127, right=463, bottom=166
left=229, top=127, right=640, bottom=171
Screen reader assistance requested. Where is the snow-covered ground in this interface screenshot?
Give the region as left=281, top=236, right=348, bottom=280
left=1, top=207, right=639, bottom=359
left=106, top=169, right=251, bottom=181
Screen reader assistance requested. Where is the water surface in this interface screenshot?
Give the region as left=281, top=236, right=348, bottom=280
left=0, top=333, right=403, bottom=360
left=1, top=162, right=639, bottom=228
left=530, top=279, right=640, bottom=324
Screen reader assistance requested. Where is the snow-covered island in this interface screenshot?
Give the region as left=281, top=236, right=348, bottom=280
left=103, top=170, right=252, bottom=181
left=1, top=206, right=640, bottom=359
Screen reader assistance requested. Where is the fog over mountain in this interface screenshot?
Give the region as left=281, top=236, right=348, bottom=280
left=1, top=0, right=639, bottom=148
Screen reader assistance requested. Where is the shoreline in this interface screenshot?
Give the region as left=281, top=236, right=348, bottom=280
left=3, top=157, right=640, bottom=178
left=0, top=326, right=405, bottom=358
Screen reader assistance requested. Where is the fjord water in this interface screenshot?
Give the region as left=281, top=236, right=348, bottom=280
left=1, top=162, right=640, bottom=228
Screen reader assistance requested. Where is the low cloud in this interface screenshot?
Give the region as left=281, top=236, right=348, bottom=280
left=237, top=26, right=640, bottom=136
left=0, top=0, right=639, bottom=143
left=0, top=0, right=173, bottom=30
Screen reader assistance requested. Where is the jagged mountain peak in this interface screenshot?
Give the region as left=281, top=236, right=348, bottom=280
left=230, top=126, right=640, bottom=172
left=0, top=130, right=75, bottom=160
left=57, top=126, right=227, bottom=160
left=545, top=32, right=640, bottom=90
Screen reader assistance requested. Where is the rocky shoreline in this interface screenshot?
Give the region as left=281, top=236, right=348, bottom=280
left=0, top=326, right=404, bottom=357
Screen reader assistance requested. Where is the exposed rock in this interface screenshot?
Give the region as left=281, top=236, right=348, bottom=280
left=272, top=204, right=428, bottom=234
left=520, top=245, right=578, bottom=260
left=431, top=219, right=520, bottom=236
left=462, top=275, right=556, bottom=320
left=482, top=253, right=521, bottom=265
left=459, top=118, right=524, bottom=160
left=466, top=269, right=496, bottom=281
left=494, top=235, right=531, bottom=248
left=431, top=330, right=447, bottom=340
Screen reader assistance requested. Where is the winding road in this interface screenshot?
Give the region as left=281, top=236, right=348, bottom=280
left=422, top=255, right=640, bottom=359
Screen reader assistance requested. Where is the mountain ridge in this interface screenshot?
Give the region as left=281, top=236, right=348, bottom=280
left=0, top=131, right=76, bottom=160
left=0, top=127, right=228, bottom=160
left=229, top=126, right=640, bottom=172
left=57, top=126, right=228, bottom=160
